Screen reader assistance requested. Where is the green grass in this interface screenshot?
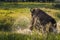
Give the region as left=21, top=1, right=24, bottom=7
left=0, top=2, right=60, bottom=40
left=0, top=32, right=60, bottom=40
left=0, top=2, right=54, bottom=9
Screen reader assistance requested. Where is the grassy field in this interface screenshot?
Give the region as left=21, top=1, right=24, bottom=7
left=0, top=2, right=60, bottom=40
left=0, top=32, right=60, bottom=40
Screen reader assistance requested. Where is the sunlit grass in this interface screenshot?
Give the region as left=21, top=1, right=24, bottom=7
left=0, top=8, right=60, bottom=20
left=0, top=2, right=60, bottom=40
left=0, top=32, right=60, bottom=40
left=0, top=8, right=60, bottom=31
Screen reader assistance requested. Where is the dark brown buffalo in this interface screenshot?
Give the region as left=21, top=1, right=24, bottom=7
left=30, top=8, right=57, bottom=33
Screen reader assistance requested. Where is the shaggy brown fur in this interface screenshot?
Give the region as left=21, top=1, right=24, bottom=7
left=30, top=8, right=57, bottom=33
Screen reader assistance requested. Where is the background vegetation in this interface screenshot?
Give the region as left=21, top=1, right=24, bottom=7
left=0, top=2, right=60, bottom=40
left=0, top=0, right=55, bottom=2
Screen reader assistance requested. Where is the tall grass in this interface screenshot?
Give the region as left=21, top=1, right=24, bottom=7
left=0, top=2, right=60, bottom=40
left=0, top=32, right=60, bottom=40
left=0, top=2, right=54, bottom=9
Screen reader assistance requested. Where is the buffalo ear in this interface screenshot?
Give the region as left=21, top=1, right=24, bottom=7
left=30, top=8, right=35, bottom=12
